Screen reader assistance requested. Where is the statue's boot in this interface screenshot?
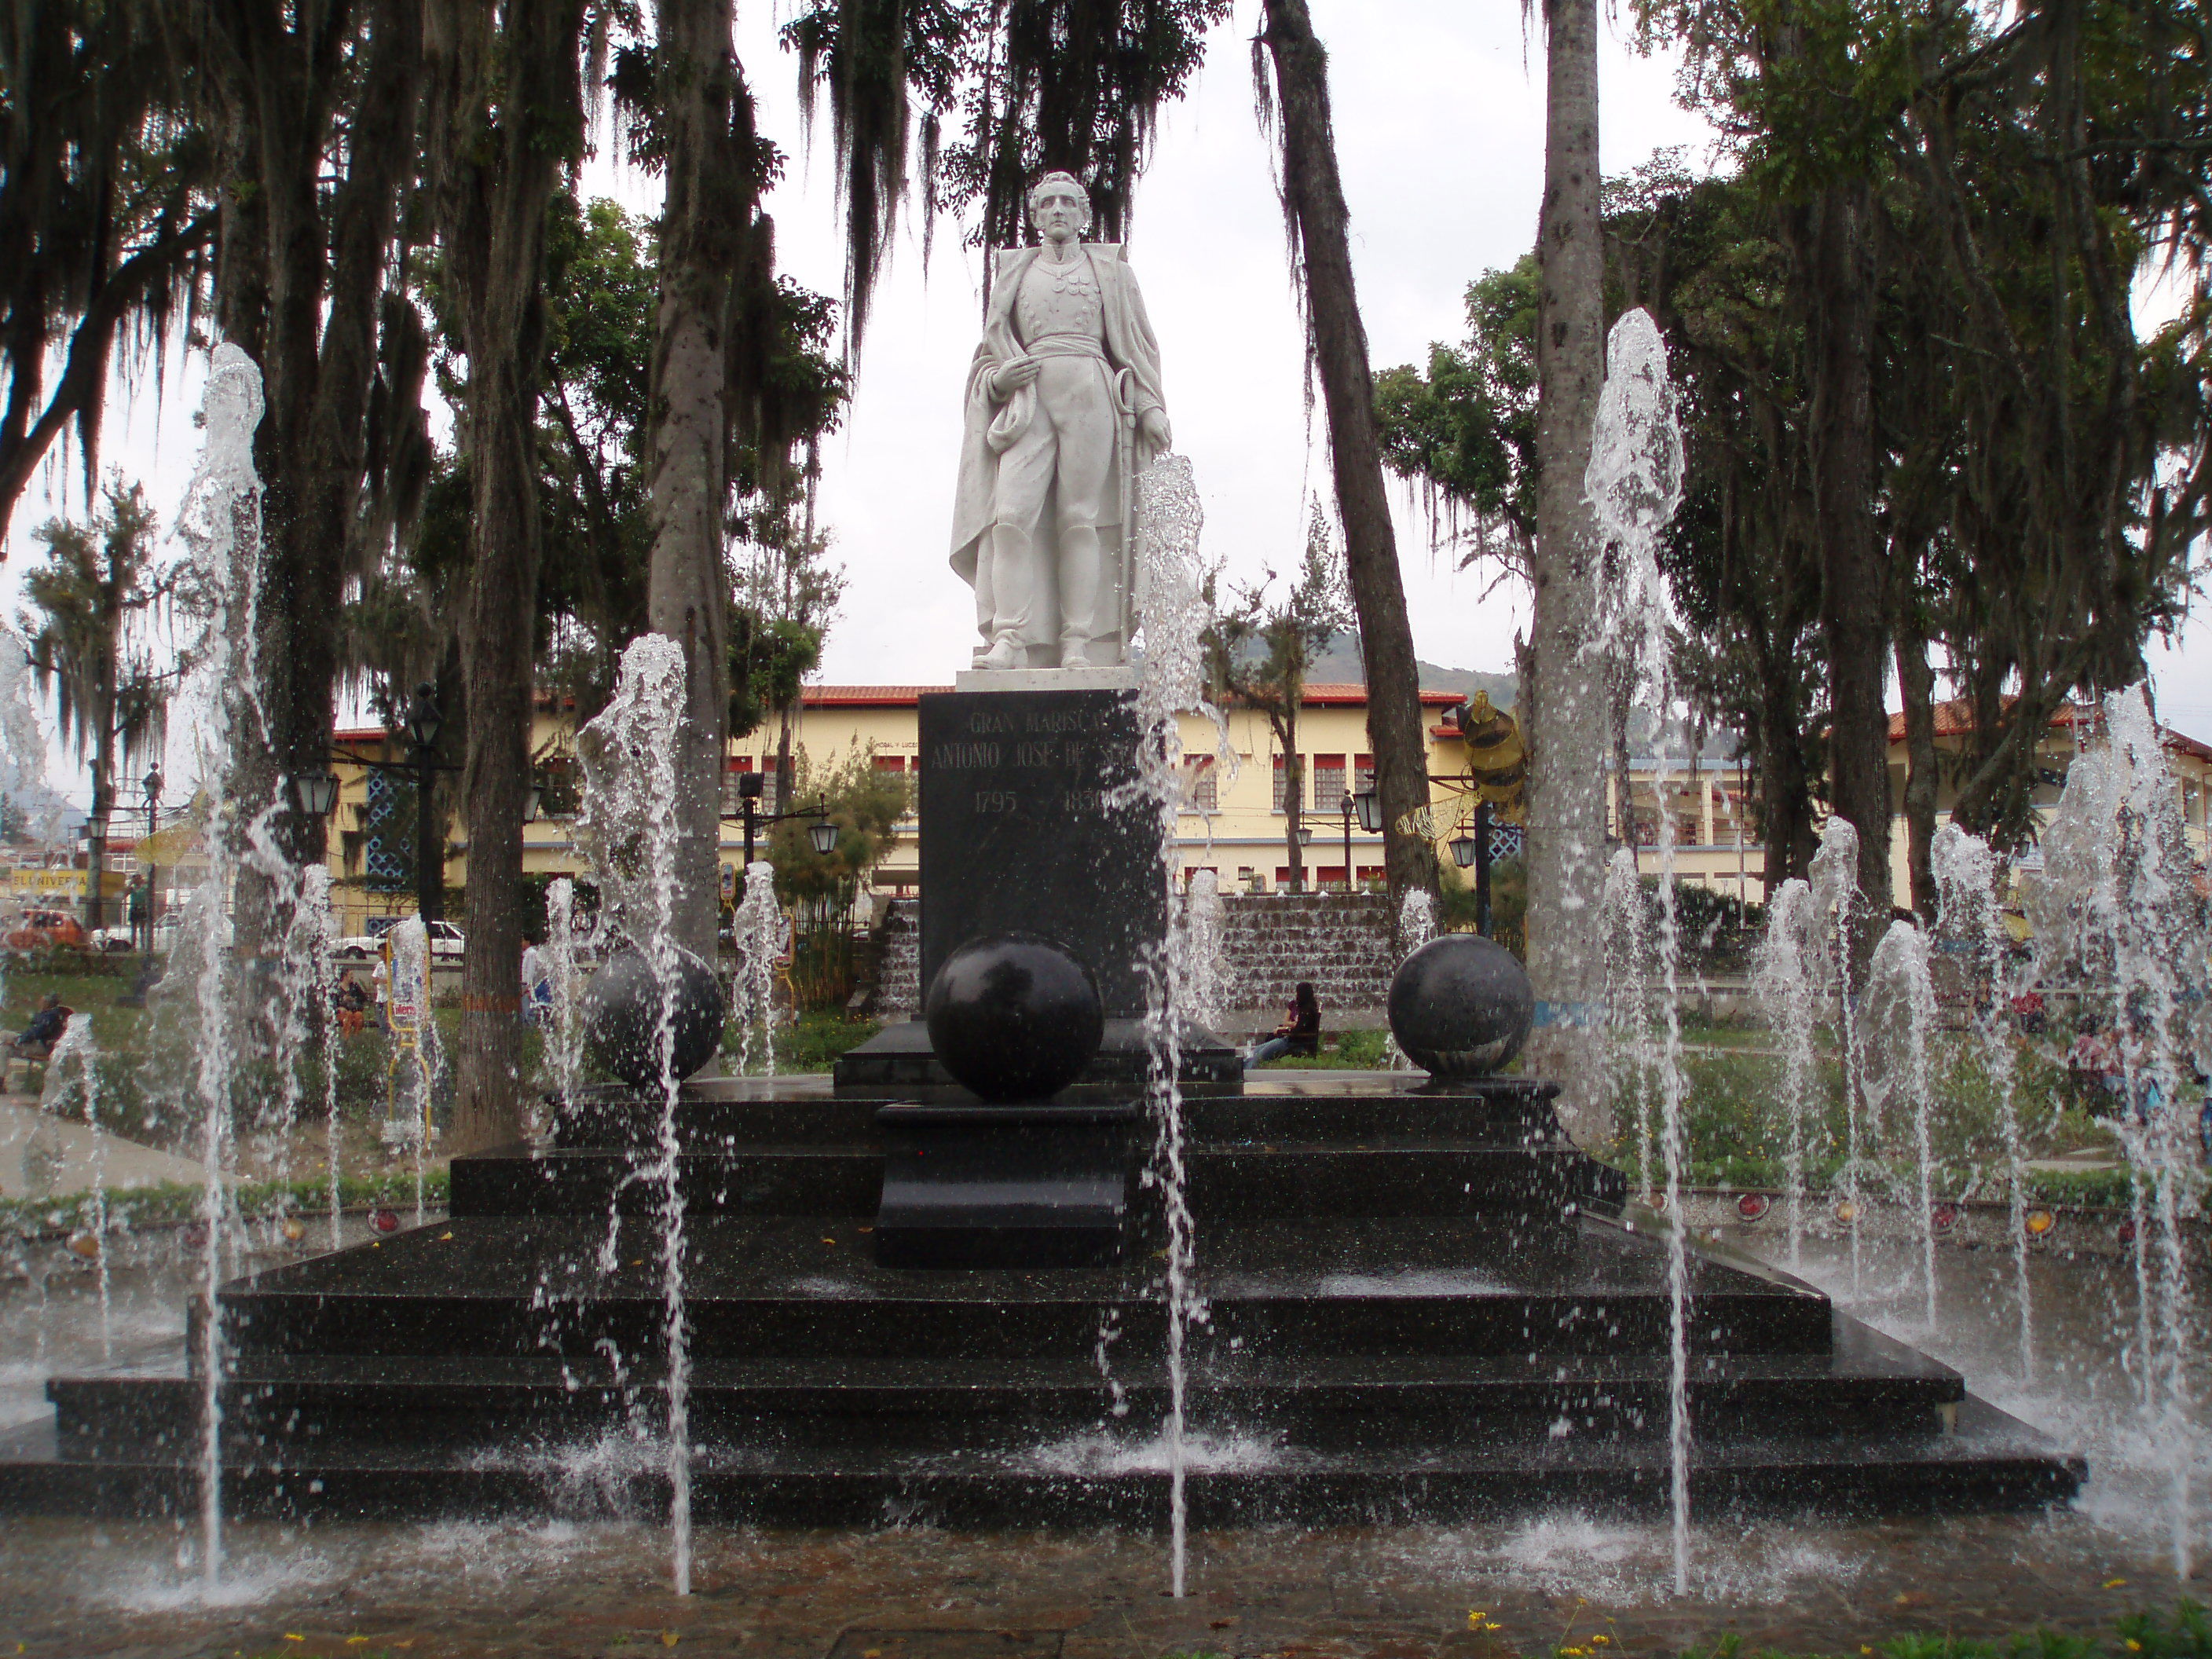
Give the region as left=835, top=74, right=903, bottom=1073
left=1057, top=523, right=1103, bottom=668
left=979, top=522, right=1035, bottom=669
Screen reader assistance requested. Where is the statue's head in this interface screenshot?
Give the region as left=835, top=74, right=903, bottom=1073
left=1027, top=171, right=1093, bottom=242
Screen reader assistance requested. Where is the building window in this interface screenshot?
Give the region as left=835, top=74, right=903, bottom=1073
left=1313, top=755, right=1346, bottom=813
left=1354, top=753, right=1375, bottom=796
left=1185, top=756, right=1218, bottom=811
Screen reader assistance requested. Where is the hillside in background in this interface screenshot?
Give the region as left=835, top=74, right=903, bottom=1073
left=1305, top=635, right=1517, bottom=707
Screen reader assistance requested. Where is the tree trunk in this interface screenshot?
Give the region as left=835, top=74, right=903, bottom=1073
left=83, top=592, right=120, bottom=936
left=775, top=705, right=795, bottom=814
left=1522, top=0, right=1610, bottom=1142
left=1279, top=704, right=1305, bottom=892
left=1895, top=621, right=1939, bottom=921
left=1804, top=181, right=1892, bottom=952
left=1257, top=0, right=1437, bottom=905
left=647, top=0, right=744, bottom=964
left=1758, top=674, right=1819, bottom=890
left=429, top=0, right=584, bottom=1154
left=86, top=725, right=115, bottom=936
left=206, top=0, right=421, bottom=958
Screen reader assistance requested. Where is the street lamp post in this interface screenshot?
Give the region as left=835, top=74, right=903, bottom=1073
left=729, top=773, right=836, bottom=866
left=141, top=767, right=163, bottom=951
left=737, top=771, right=766, bottom=866
left=82, top=802, right=107, bottom=932
left=1445, top=804, right=1494, bottom=936
left=405, top=683, right=443, bottom=924
left=1350, top=784, right=1379, bottom=891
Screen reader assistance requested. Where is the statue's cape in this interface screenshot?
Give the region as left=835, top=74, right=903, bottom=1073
left=950, top=243, right=1168, bottom=585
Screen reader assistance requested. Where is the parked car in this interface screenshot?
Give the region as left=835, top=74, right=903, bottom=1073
left=3, top=909, right=86, bottom=950
left=89, top=926, right=137, bottom=953
left=334, top=918, right=466, bottom=963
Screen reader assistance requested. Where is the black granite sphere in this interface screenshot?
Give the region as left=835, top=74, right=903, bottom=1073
left=582, top=943, right=723, bottom=1089
left=1387, top=932, right=1535, bottom=1077
left=925, top=932, right=1104, bottom=1102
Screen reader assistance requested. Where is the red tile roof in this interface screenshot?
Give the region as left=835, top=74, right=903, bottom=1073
left=1301, top=683, right=1466, bottom=708
left=801, top=686, right=956, bottom=706
left=1887, top=697, right=2210, bottom=760
left=797, top=683, right=1466, bottom=709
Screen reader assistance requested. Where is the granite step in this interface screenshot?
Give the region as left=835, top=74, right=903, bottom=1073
left=448, top=1139, right=1611, bottom=1221
left=549, top=1085, right=1581, bottom=1153
left=0, top=1393, right=2082, bottom=1527
left=50, top=1315, right=1964, bottom=1463
left=196, top=1214, right=1832, bottom=1364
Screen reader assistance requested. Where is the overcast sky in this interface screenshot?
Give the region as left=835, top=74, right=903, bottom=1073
left=6, top=0, right=2207, bottom=810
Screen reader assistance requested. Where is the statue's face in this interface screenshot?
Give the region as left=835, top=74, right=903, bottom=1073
left=1030, top=185, right=1088, bottom=244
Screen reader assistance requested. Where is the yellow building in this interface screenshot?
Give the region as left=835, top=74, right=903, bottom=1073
left=1603, top=698, right=2212, bottom=914
left=1607, top=756, right=1769, bottom=905
left=320, top=684, right=1486, bottom=932
left=1881, top=699, right=2212, bottom=910
left=763, top=682, right=1478, bottom=893
left=313, top=685, right=2212, bottom=938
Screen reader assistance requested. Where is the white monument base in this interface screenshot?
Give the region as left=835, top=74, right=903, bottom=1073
left=954, top=665, right=1141, bottom=694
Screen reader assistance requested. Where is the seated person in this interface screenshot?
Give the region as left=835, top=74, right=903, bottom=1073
left=333, top=969, right=372, bottom=1036
left=8, top=992, right=71, bottom=1059
left=1247, top=982, right=1321, bottom=1066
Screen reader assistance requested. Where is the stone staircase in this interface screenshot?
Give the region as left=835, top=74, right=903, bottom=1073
left=6, top=1075, right=2082, bottom=1526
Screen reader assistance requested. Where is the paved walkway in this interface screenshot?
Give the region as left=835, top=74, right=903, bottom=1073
left=0, top=1507, right=2196, bottom=1659
left=0, top=1101, right=205, bottom=1201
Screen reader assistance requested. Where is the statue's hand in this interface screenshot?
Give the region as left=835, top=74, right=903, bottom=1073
left=990, top=356, right=1041, bottom=399
left=1139, top=407, right=1172, bottom=449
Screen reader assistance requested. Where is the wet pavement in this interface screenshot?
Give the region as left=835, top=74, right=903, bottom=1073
left=0, top=1506, right=2201, bottom=1658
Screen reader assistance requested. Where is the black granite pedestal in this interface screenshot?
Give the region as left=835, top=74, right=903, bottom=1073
left=917, top=687, right=1162, bottom=1016
left=837, top=683, right=1236, bottom=1091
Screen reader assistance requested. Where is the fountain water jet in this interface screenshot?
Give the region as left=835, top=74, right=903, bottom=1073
left=1585, top=306, right=1691, bottom=1594
left=1810, top=817, right=1870, bottom=1287
left=542, top=877, right=585, bottom=1114
left=1863, top=920, right=1942, bottom=1330
left=385, top=916, right=434, bottom=1226
left=2026, top=684, right=2200, bottom=1574
left=1751, top=878, right=1821, bottom=1269
left=1602, top=848, right=1658, bottom=1202
left=1386, top=890, right=1438, bottom=1071
left=1130, top=452, right=1228, bottom=1599
left=576, top=633, right=696, bottom=1595
left=1182, top=870, right=1227, bottom=1035
left=730, top=862, right=780, bottom=1077
left=42, top=1021, right=109, bottom=1356
left=1933, top=824, right=2034, bottom=1380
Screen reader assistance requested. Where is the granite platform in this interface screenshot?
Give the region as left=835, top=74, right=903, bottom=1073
left=0, top=1068, right=2082, bottom=1527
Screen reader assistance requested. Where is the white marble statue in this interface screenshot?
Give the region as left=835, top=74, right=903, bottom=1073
left=950, top=171, right=1173, bottom=671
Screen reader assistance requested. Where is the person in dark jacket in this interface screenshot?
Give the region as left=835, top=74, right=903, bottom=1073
left=7, top=993, right=70, bottom=1058
left=1247, top=982, right=1321, bottom=1065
